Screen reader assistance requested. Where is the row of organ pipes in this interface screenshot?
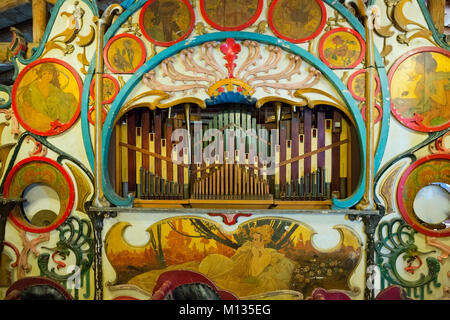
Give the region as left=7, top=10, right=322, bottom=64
left=113, top=103, right=353, bottom=204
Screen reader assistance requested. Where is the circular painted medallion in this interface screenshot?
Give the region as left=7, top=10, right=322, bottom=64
left=104, top=33, right=146, bottom=74
left=200, top=0, right=263, bottom=31
left=88, top=106, right=107, bottom=126
left=396, top=154, right=450, bottom=237
left=318, top=27, right=365, bottom=69
left=139, top=0, right=195, bottom=46
left=11, top=58, right=82, bottom=136
left=360, top=103, right=382, bottom=124
left=347, top=69, right=381, bottom=101
left=3, top=157, right=75, bottom=233
left=388, top=47, right=450, bottom=132
left=268, top=0, right=326, bottom=43
left=89, top=74, right=120, bottom=105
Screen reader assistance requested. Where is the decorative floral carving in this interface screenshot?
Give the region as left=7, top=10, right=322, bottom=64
left=142, top=39, right=322, bottom=100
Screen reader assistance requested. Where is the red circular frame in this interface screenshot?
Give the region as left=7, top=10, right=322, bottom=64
left=347, top=69, right=381, bottom=101
left=104, top=33, right=147, bottom=74
left=89, top=74, right=120, bottom=105
left=388, top=46, right=450, bottom=133
left=268, top=0, right=327, bottom=44
left=11, top=58, right=82, bottom=136
left=88, top=106, right=107, bottom=126
left=3, top=157, right=75, bottom=233
left=318, top=27, right=365, bottom=69
left=396, top=154, right=450, bottom=237
left=360, top=103, right=382, bottom=124
left=199, top=0, right=264, bottom=31
left=139, top=0, right=195, bottom=47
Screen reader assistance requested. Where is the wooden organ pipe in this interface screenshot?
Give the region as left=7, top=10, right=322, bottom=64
left=116, top=105, right=351, bottom=203
left=277, top=109, right=349, bottom=200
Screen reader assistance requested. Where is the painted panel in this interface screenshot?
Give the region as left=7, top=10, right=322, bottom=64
left=389, top=47, right=450, bottom=132
left=104, top=214, right=364, bottom=300
left=11, top=59, right=82, bottom=136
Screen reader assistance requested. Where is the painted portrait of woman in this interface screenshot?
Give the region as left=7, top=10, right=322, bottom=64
left=126, top=223, right=296, bottom=297
left=12, top=60, right=81, bottom=135
left=390, top=48, right=450, bottom=131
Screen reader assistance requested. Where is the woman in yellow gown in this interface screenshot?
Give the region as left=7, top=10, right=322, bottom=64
left=128, top=225, right=297, bottom=298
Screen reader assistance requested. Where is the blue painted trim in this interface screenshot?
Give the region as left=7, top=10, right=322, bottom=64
left=80, top=61, right=96, bottom=173
left=81, top=0, right=147, bottom=175
left=205, top=92, right=257, bottom=106
left=0, top=85, right=12, bottom=109
left=323, top=0, right=391, bottom=207
left=104, top=0, right=148, bottom=45
left=417, top=0, right=450, bottom=50
left=119, top=0, right=138, bottom=10
left=101, top=31, right=367, bottom=208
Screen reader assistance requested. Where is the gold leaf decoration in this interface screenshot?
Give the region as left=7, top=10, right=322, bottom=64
left=379, top=164, right=403, bottom=214
left=76, top=25, right=95, bottom=47
left=66, top=162, right=92, bottom=214
left=393, top=0, right=425, bottom=32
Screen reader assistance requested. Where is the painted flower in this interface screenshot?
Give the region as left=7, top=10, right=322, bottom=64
left=335, top=45, right=348, bottom=57
left=332, top=35, right=345, bottom=46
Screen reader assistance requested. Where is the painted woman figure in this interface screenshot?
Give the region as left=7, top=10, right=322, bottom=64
left=17, top=63, right=78, bottom=132
left=198, top=224, right=297, bottom=296
left=146, top=0, right=182, bottom=42
left=128, top=224, right=297, bottom=297
left=412, top=52, right=450, bottom=127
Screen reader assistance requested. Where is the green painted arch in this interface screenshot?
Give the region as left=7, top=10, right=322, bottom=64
left=99, top=31, right=367, bottom=208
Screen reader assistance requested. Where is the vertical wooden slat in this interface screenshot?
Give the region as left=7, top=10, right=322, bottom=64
left=120, top=120, right=128, bottom=197
left=291, top=113, right=299, bottom=183
left=325, top=118, right=333, bottom=196
left=136, top=127, right=142, bottom=197
left=274, top=144, right=280, bottom=198
left=154, top=110, right=162, bottom=177
left=311, top=128, right=318, bottom=173
left=332, top=111, right=341, bottom=195
left=127, top=112, right=136, bottom=193
left=114, top=125, right=120, bottom=195
left=340, top=118, right=349, bottom=198
left=279, top=119, right=287, bottom=188
left=303, top=108, right=312, bottom=177
left=298, top=134, right=304, bottom=185
left=149, top=133, right=155, bottom=175
left=32, top=0, right=47, bottom=44
left=428, top=0, right=445, bottom=33
left=183, top=147, right=189, bottom=198
left=161, top=139, right=167, bottom=180
left=166, top=119, right=173, bottom=182
left=317, top=110, right=325, bottom=169
left=142, top=109, right=150, bottom=172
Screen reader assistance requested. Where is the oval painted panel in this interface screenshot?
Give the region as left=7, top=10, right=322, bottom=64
left=11, top=59, right=82, bottom=136
left=89, top=74, right=120, bottom=105
left=104, top=33, right=146, bottom=74
left=3, top=157, right=75, bottom=233
left=397, top=154, right=450, bottom=237
left=268, top=0, right=326, bottom=43
left=388, top=47, right=450, bottom=132
left=318, top=28, right=365, bottom=69
left=200, top=0, right=263, bottom=31
left=347, top=69, right=381, bottom=101
left=139, top=0, right=195, bottom=46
